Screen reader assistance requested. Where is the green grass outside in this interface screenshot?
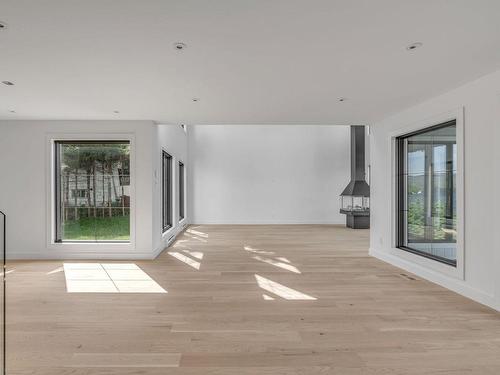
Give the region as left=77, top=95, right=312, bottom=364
left=63, top=216, right=130, bottom=241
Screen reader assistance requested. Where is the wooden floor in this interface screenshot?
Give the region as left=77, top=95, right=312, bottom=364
left=7, top=225, right=500, bottom=374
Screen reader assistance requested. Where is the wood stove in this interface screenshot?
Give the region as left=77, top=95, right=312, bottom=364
left=340, top=126, right=370, bottom=229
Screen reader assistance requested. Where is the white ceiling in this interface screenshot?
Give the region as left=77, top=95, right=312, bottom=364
left=1, top=0, right=500, bottom=125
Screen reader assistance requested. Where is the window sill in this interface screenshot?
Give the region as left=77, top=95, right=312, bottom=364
left=55, top=240, right=130, bottom=244
left=48, top=241, right=134, bottom=252
left=390, top=245, right=463, bottom=280
left=397, top=245, right=457, bottom=267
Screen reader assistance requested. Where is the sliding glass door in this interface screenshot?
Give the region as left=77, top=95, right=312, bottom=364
left=396, top=121, right=457, bottom=265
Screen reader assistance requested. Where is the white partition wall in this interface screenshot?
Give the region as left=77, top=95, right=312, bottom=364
left=188, top=125, right=352, bottom=225
left=370, top=68, right=500, bottom=311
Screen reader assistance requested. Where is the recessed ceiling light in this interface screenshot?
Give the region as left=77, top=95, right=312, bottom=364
left=9, top=110, right=16, bottom=113
left=338, top=97, right=347, bottom=102
left=192, top=98, right=200, bottom=102
left=406, top=42, right=423, bottom=51
left=174, top=42, right=187, bottom=51
left=2, top=81, right=14, bottom=86
left=113, top=110, right=120, bottom=114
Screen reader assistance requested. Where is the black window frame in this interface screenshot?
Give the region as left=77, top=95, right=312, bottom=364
left=395, top=120, right=457, bottom=267
left=162, top=150, right=173, bottom=233
left=54, top=140, right=131, bottom=243
left=179, top=161, right=185, bottom=221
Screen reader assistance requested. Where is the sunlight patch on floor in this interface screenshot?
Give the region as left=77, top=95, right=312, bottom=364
left=173, top=239, right=189, bottom=247
left=168, top=252, right=201, bottom=270
left=63, top=263, right=167, bottom=293
left=252, top=255, right=301, bottom=274
left=186, top=228, right=208, bottom=238
left=182, top=249, right=204, bottom=260
left=255, top=274, right=316, bottom=300
left=244, top=245, right=275, bottom=255
left=184, top=232, right=208, bottom=243
left=47, top=266, right=64, bottom=275
left=275, top=257, right=291, bottom=264
left=1, top=269, right=15, bottom=276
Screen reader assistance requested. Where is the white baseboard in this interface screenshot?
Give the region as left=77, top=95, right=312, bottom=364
left=190, top=220, right=346, bottom=225
left=369, top=247, right=499, bottom=312
left=8, top=222, right=191, bottom=261
left=8, top=250, right=155, bottom=260
left=152, top=221, right=190, bottom=259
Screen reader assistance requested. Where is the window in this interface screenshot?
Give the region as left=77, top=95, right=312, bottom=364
left=54, top=141, right=131, bottom=242
left=179, top=161, right=185, bottom=221
left=396, top=121, right=457, bottom=266
left=162, top=151, right=172, bottom=232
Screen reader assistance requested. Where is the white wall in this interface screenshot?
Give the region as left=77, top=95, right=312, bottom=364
left=152, top=124, right=189, bottom=257
left=370, top=69, right=500, bottom=311
left=188, top=125, right=351, bottom=224
left=0, top=120, right=156, bottom=259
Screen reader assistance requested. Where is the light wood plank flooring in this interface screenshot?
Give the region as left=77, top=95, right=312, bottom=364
left=7, top=225, right=500, bottom=374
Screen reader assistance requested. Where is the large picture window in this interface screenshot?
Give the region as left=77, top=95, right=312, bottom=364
left=54, top=141, right=131, bottom=242
left=396, top=121, right=457, bottom=266
left=162, top=151, right=172, bottom=232
left=179, top=161, right=185, bottom=221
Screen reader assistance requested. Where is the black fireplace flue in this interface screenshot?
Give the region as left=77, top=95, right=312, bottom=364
left=340, top=125, right=370, bottom=229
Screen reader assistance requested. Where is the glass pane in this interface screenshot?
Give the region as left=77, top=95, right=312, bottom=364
left=342, top=196, right=353, bottom=211
left=400, top=122, right=457, bottom=265
left=57, top=142, right=130, bottom=242
left=407, top=144, right=426, bottom=241
left=352, top=196, right=363, bottom=211
left=179, top=162, right=185, bottom=220
left=162, top=152, right=172, bottom=231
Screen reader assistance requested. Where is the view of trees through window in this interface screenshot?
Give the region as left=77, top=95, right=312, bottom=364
left=55, top=141, right=130, bottom=242
left=397, top=121, right=457, bottom=265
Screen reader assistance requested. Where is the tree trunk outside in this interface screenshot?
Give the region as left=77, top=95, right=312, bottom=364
left=92, top=163, right=97, bottom=218
left=102, top=161, right=106, bottom=218
left=87, top=169, right=92, bottom=217
left=74, top=170, right=78, bottom=220
left=64, top=173, right=69, bottom=221
left=108, top=162, right=112, bottom=217
left=119, top=155, right=125, bottom=216
left=111, top=164, right=118, bottom=200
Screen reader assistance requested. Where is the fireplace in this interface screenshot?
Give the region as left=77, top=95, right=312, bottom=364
left=340, top=125, right=370, bottom=229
